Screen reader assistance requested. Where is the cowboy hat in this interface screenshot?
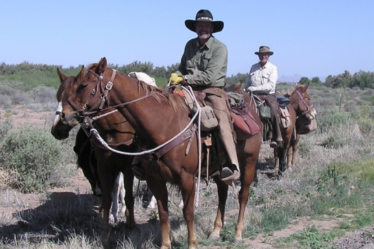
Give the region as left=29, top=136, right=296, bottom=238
left=185, top=9, right=224, bottom=33
left=255, top=46, right=274, bottom=55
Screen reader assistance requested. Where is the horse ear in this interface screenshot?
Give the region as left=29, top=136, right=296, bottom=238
left=304, top=82, right=310, bottom=91
left=57, top=67, right=68, bottom=83
left=97, top=57, right=107, bottom=74
left=76, top=65, right=85, bottom=82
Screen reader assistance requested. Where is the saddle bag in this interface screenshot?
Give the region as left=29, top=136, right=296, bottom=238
left=230, top=103, right=261, bottom=140
left=279, top=107, right=292, bottom=128
left=259, top=105, right=271, bottom=120
left=200, top=105, right=218, bottom=131
left=296, top=115, right=318, bottom=134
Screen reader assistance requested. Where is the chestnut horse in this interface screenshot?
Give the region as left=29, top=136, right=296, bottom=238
left=61, top=57, right=262, bottom=249
left=230, top=83, right=316, bottom=174
left=279, top=83, right=317, bottom=171
left=51, top=67, right=137, bottom=234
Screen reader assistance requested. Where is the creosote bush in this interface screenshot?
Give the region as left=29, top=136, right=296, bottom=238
left=0, top=125, right=63, bottom=193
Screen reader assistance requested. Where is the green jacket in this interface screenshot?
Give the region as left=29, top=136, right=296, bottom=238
left=176, top=35, right=227, bottom=88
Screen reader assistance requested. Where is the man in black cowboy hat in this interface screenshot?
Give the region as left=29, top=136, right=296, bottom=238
left=168, top=9, right=239, bottom=185
left=244, top=46, right=282, bottom=148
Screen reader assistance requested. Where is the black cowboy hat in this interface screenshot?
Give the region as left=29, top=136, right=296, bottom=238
left=185, top=9, right=224, bottom=33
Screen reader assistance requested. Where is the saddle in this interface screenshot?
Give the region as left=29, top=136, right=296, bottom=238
left=226, top=92, right=261, bottom=140
left=253, top=93, right=292, bottom=128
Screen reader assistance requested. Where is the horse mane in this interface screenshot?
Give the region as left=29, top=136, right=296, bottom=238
left=86, top=63, right=187, bottom=112
left=136, top=80, right=188, bottom=112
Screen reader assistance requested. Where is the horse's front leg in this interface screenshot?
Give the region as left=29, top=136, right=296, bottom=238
left=234, top=159, right=255, bottom=242
left=123, top=164, right=135, bottom=227
left=180, top=173, right=197, bottom=249
left=278, top=147, right=287, bottom=175
left=209, top=175, right=228, bottom=240
left=96, top=161, right=116, bottom=239
left=290, top=134, right=301, bottom=170
left=147, top=179, right=171, bottom=249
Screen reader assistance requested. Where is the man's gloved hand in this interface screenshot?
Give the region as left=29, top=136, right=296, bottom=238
left=169, top=73, right=184, bottom=85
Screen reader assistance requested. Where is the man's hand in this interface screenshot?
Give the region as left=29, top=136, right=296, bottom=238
left=169, top=73, right=184, bottom=85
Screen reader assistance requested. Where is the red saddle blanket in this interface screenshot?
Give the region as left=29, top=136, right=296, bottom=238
left=231, top=103, right=261, bottom=140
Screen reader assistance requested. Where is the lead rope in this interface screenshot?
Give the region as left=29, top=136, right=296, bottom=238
left=181, top=85, right=202, bottom=208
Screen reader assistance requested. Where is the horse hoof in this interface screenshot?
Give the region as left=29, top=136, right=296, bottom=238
left=234, top=237, right=243, bottom=244
left=208, top=234, right=220, bottom=241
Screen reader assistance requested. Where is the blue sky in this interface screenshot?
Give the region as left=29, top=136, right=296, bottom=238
left=1, top=0, right=373, bottom=80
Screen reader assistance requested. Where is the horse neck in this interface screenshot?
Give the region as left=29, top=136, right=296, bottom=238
left=109, top=74, right=190, bottom=144
left=93, top=109, right=135, bottom=143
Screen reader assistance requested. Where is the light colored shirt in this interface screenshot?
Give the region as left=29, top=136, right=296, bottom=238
left=244, top=61, right=278, bottom=94
left=176, top=35, right=227, bottom=88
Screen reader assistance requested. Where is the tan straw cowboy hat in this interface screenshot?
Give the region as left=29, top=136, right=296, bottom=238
left=255, top=46, right=274, bottom=55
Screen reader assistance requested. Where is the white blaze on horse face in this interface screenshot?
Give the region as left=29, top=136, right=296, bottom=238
left=53, top=102, right=63, bottom=126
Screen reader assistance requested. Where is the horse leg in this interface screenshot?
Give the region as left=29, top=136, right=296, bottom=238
left=286, top=145, right=293, bottom=172
left=179, top=174, right=197, bottom=249
left=97, top=162, right=116, bottom=238
left=291, top=134, right=300, bottom=169
left=277, top=148, right=287, bottom=176
left=147, top=179, right=171, bottom=249
left=123, top=164, right=135, bottom=228
left=274, top=148, right=279, bottom=171
left=118, top=173, right=126, bottom=214
left=110, top=172, right=122, bottom=223
left=209, top=175, right=228, bottom=240
left=234, top=155, right=257, bottom=242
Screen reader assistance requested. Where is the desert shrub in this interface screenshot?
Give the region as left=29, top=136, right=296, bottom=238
left=0, top=84, right=16, bottom=95
left=0, top=119, right=13, bottom=141
left=322, top=136, right=348, bottom=149
left=29, top=85, right=56, bottom=103
left=11, top=92, right=31, bottom=105
left=317, top=112, right=352, bottom=134
left=358, top=119, right=374, bottom=135
left=0, top=94, right=11, bottom=108
left=0, top=126, right=63, bottom=193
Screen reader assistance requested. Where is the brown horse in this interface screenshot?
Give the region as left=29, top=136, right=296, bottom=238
left=61, top=57, right=262, bottom=249
left=230, top=83, right=316, bottom=175
left=278, top=83, right=317, bottom=171
left=51, top=67, right=137, bottom=234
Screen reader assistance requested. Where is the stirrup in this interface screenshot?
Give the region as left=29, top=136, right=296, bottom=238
left=221, top=168, right=240, bottom=186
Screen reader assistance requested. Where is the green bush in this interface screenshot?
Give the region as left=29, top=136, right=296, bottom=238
left=0, top=126, right=63, bottom=193
left=0, top=119, right=13, bottom=141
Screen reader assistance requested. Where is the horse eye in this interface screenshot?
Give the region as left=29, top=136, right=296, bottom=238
left=79, top=82, right=88, bottom=89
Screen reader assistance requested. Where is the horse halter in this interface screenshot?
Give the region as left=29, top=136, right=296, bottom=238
left=295, top=90, right=313, bottom=115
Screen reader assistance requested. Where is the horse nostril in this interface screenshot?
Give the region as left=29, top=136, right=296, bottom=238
left=61, top=112, right=65, bottom=119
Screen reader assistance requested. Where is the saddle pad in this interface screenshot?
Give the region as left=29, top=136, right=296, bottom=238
left=279, top=107, right=292, bottom=128
left=231, top=105, right=260, bottom=140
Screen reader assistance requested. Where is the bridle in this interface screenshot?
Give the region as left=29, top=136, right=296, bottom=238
left=295, top=90, right=314, bottom=115
left=68, top=68, right=154, bottom=121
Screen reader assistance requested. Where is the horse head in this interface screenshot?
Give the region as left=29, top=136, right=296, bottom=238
left=60, top=58, right=110, bottom=127
left=51, top=66, right=85, bottom=139
left=289, top=82, right=317, bottom=120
